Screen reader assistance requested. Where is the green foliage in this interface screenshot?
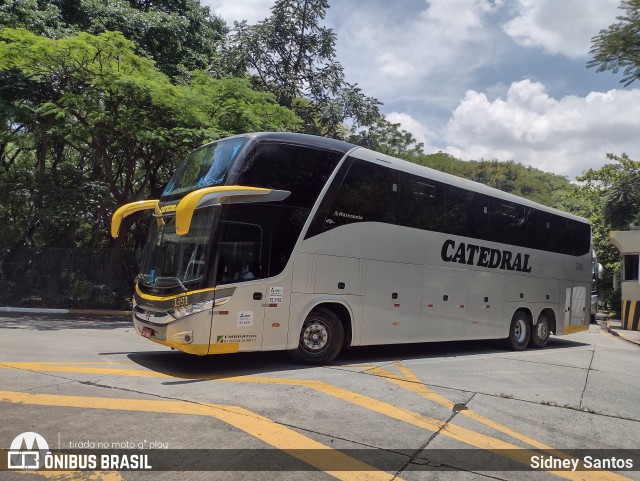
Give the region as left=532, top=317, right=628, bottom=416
left=578, top=153, right=640, bottom=229
left=220, top=0, right=381, bottom=136
left=572, top=153, right=640, bottom=310
left=0, top=28, right=300, bottom=252
left=411, top=154, right=575, bottom=210
left=347, top=118, right=425, bottom=159
left=588, top=0, right=640, bottom=86
left=0, top=0, right=67, bottom=37
left=0, top=0, right=227, bottom=80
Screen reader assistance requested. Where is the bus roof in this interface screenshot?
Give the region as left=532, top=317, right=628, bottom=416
left=239, top=132, right=356, bottom=155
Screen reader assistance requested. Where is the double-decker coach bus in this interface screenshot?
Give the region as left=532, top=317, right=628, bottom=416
left=111, top=132, right=592, bottom=363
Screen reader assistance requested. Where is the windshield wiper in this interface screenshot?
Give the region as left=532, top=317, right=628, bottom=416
left=155, top=276, right=188, bottom=292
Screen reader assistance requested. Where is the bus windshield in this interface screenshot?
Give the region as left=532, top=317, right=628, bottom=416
left=161, top=137, right=248, bottom=202
left=139, top=208, right=217, bottom=288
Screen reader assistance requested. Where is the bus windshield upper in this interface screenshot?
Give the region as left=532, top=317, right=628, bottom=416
left=161, top=137, right=248, bottom=202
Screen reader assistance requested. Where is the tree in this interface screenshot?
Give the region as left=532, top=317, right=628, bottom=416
left=588, top=0, right=640, bottom=86
left=220, top=0, right=381, bottom=136
left=0, top=0, right=227, bottom=81
left=578, top=153, right=640, bottom=229
left=572, top=153, right=640, bottom=312
left=0, top=28, right=300, bottom=251
left=346, top=118, right=424, bottom=159
left=0, top=27, right=300, bottom=307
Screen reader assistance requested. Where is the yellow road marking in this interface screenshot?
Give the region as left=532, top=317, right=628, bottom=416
left=350, top=362, right=597, bottom=453
left=0, top=391, right=400, bottom=481
left=390, top=362, right=553, bottom=450
left=0, top=362, right=170, bottom=378
left=0, top=363, right=632, bottom=481
left=378, top=362, right=632, bottom=481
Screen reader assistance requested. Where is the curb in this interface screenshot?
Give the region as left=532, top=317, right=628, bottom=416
left=0, top=307, right=131, bottom=316
left=69, top=309, right=132, bottom=316
left=606, top=321, right=640, bottom=347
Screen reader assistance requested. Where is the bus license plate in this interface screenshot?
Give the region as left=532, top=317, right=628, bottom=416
left=141, top=327, right=154, bottom=338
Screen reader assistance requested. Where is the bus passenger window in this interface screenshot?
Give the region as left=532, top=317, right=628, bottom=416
left=398, top=172, right=445, bottom=232
left=326, top=159, right=396, bottom=226
left=215, top=222, right=263, bottom=284
left=573, top=222, right=591, bottom=256
left=490, top=199, right=526, bottom=247
left=446, top=186, right=488, bottom=239
left=549, top=216, right=573, bottom=255
left=237, top=143, right=342, bottom=209
left=525, top=208, right=550, bottom=251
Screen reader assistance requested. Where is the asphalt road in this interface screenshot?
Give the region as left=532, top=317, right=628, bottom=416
left=0, top=314, right=639, bottom=481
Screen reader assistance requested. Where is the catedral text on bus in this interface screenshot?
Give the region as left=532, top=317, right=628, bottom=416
left=111, top=133, right=593, bottom=363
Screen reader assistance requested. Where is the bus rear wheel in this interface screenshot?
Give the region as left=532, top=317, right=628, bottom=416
left=505, top=311, right=530, bottom=350
left=529, top=314, right=551, bottom=348
left=290, top=308, right=344, bottom=364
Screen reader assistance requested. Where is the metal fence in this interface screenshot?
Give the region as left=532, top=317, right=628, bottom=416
left=0, top=248, right=138, bottom=309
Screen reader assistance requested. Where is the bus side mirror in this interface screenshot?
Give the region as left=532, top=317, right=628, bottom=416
left=111, top=199, right=159, bottom=238
left=597, top=263, right=604, bottom=281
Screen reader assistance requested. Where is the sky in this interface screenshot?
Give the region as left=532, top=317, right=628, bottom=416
left=203, top=0, right=639, bottom=180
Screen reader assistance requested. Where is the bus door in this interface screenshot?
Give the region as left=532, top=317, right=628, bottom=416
left=563, top=283, right=588, bottom=332
left=361, top=260, right=421, bottom=345
left=210, top=221, right=266, bottom=351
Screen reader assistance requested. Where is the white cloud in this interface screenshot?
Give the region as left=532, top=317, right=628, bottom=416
left=443, top=80, right=640, bottom=179
left=375, top=53, right=418, bottom=79
left=204, top=0, right=273, bottom=25
left=503, top=0, right=619, bottom=58
left=332, top=0, right=504, bottom=104
left=385, top=112, right=437, bottom=151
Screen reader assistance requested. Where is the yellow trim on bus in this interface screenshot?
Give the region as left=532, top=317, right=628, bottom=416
left=565, top=325, right=589, bottom=334
left=209, top=343, right=241, bottom=354
left=175, top=185, right=271, bottom=235
left=111, top=199, right=159, bottom=238
left=150, top=338, right=239, bottom=355
left=134, top=284, right=217, bottom=302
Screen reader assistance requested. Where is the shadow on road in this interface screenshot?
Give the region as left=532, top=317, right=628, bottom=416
left=120, top=336, right=590, bottom=382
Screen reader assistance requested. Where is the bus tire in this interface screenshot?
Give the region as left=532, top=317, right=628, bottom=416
left=505, top=311, right=530, bottom=350
left=290, top=308, right=344, bottom=364
left=529, top=314, right=551, bottom=348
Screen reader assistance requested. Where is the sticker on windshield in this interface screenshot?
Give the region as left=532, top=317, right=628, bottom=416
left=237, top=311, right=253, bottom=327
left=269, top=287, right=284, bottom=304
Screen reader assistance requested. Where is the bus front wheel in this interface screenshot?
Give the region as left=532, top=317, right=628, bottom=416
left=529, top=314, right=551, bottom=348
left=506, top=311, right=530, bottom=350
left=290, top=308, right=344, bottom=364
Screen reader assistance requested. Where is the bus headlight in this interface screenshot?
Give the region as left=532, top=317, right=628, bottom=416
left=170, top=300, right=214, bottom=320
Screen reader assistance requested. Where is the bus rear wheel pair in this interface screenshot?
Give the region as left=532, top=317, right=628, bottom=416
left=506, top=311, right=551, bottom=350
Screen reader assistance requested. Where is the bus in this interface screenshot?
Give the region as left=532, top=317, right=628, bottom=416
left=111, top=132, right=593, bottom=363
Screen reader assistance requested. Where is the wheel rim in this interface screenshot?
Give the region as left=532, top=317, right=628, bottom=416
left=537, top=319, right=548, bottom=340
left=302, top=320, right=330, bottom=352
left=514, top=319, right=527, bottom=343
